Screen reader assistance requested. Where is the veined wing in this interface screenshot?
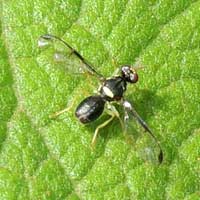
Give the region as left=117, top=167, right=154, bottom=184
left=123, top=100, right=163, bottom=164
left=38, top=34, right=105, bottom=79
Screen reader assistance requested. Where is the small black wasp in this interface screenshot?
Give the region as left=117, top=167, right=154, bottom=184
left=38, top=34, right=163, bottom=163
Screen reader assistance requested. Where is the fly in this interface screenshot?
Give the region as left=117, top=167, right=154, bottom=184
left=38, top=34, right=163, bottom=163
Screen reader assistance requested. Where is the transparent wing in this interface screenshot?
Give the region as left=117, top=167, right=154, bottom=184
left=53, top=51, right=92, bottom=74
left=38, top=34, right=105, bottom=79
left=123, top=100, right=163, bottom=164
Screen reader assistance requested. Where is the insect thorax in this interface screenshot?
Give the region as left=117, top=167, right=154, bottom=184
left=100, top=77, right=127, bottom=101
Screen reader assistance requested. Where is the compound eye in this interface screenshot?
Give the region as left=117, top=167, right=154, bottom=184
left=129, top=72, right=138, bottom=83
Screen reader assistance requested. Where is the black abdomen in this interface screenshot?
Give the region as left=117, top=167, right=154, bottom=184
left=75, top=95, right=105, bottom=124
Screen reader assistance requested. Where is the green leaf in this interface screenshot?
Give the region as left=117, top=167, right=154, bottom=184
left=0, top=0, right=200, bottom=199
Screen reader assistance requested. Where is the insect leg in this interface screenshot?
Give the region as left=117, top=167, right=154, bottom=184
left=91, top=114, right=115, bottom=148
left=106, top=103, right=124, bottom=133
left=112, top=67, right=120, bottom=76
left=39, top=34, right=105, bottom=80
left=91, top=103, right=124, bottom=148
left=122, top=100, right=163, bottom=163
left=49, top=99, right=75, bottom=119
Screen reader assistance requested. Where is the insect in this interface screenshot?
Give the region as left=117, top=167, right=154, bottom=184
left=38, top=34, right=163, bottom=163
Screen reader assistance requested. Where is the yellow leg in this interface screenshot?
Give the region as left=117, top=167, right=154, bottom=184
left=91, top=115, right=115, bottom=148
left=49, top=100, right=74, bottom=119
left=91, top=103, right=125, bottom=148
left=106, top=103, right=125, bottom=133
left=115, top=112, right=125, bottom=134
